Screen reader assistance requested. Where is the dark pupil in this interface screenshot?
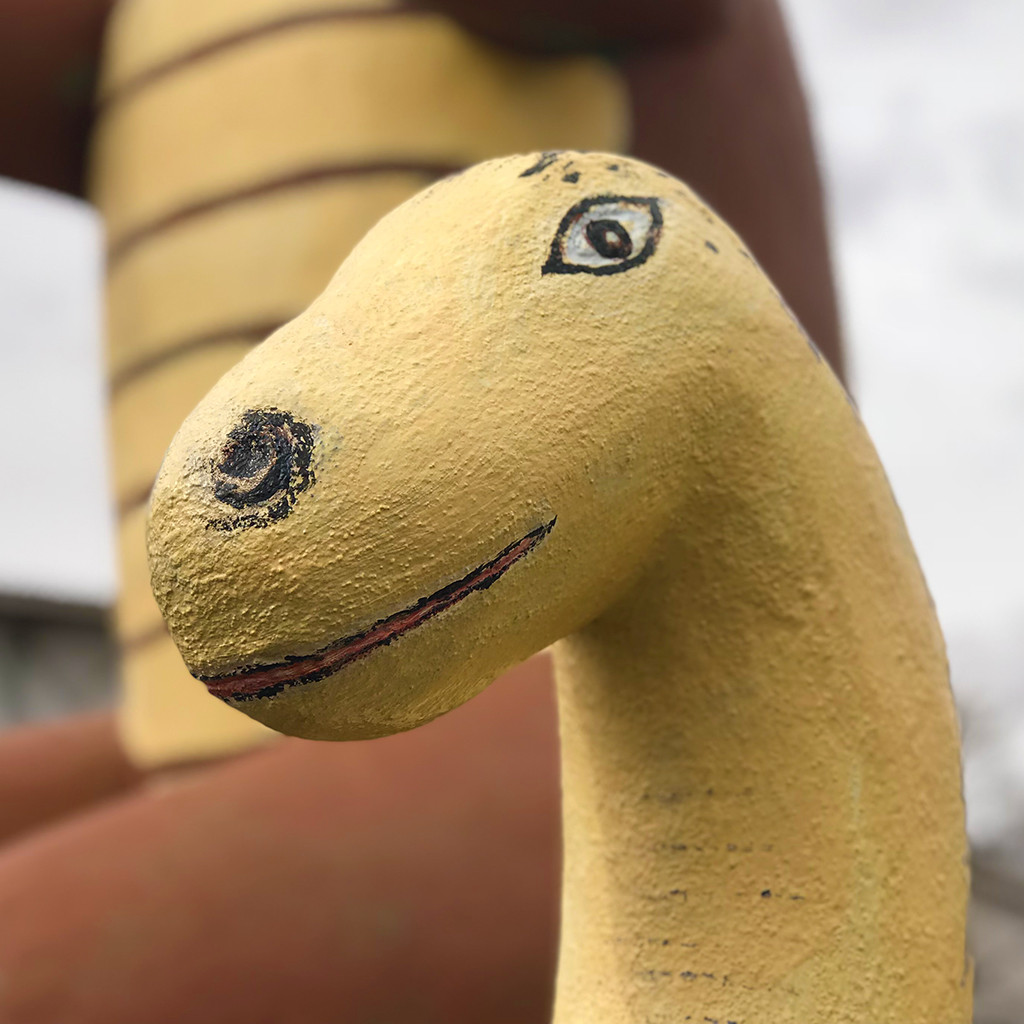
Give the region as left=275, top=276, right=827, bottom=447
left=214, top=412, right=297, bottom=508
left=219, top=430, right=275, bottom=479
left=585, top=218, right=632, bottom=260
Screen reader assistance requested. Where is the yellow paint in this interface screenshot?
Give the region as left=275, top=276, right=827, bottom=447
left=92, top=0, right=627, bottom=766
left=148, top=153, right=972, bottom=1020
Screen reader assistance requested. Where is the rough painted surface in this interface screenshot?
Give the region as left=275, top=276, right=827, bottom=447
left=148, top=152, right=971, bottom=1021
left=92, top=0, right=627, bottom=766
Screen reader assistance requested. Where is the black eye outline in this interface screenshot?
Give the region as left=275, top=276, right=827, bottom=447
left=207, top=408, right=316, bottom=532
left=542, top=195, right=663, bottom=276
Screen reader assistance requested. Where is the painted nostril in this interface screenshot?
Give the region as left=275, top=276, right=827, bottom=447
left=209, top=409, right=315, bottom=530
left=215, top=418, right=290, bottom=508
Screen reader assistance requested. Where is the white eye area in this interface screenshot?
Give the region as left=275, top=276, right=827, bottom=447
left=543, top=196, right=662, bottom=277
left=568, top=203, right=651, bottom=266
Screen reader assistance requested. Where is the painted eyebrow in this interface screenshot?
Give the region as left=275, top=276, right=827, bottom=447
left=520, top=152, right=562, bottom=177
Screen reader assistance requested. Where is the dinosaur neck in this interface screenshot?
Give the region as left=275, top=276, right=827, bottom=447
left=550, top=376, right=971, bottom=1024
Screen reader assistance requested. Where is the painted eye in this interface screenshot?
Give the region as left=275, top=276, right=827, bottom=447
left=543, top=195, right=662, bottom=276
left=208, top=409, right=315, bottom=531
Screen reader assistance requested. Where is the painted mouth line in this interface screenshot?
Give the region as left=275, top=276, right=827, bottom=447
left=200, top=517, right=556, bottom=702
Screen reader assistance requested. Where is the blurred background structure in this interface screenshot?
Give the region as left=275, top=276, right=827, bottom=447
left=0, top=0, right=1021, bottom=1018
left=0, top=179, right=116, bottom=725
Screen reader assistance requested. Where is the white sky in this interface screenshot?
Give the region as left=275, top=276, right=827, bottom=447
left=0, top=179, right=113, bottom=608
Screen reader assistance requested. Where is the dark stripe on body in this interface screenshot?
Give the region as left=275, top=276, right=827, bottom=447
left=121, top=621, right=170, bottom=655
left=99, top=5, right=426, bottom=111
left=106, top=160, right=461, bottom=265
left=110, top=316, right=290, bottom=393
left=118, top=481, right=155, bottom=519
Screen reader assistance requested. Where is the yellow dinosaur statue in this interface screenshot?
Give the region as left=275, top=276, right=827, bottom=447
left=147, top=152, right=971, bottom=1023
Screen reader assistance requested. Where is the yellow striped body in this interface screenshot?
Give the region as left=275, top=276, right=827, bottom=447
left=92, top=0, right=628, bottom=766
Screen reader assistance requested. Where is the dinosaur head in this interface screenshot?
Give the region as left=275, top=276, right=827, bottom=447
left=147, top=151, right=785, bottom=739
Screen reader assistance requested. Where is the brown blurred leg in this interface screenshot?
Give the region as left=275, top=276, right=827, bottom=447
left=0, top=657, right=561, bottom=1024
left=0, top=0, right=115, bottom=193
left=0, top=712, right=142, bottom=846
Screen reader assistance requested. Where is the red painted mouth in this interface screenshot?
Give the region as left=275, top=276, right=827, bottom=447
left=198, top=518, right=555, bottom=701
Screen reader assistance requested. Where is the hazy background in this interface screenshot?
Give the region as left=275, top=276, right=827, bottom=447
left=0, top=0, right=1021, bottom=1016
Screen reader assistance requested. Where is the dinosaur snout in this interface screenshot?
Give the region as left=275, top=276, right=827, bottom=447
left=207, top=408, right=316, bottom=531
